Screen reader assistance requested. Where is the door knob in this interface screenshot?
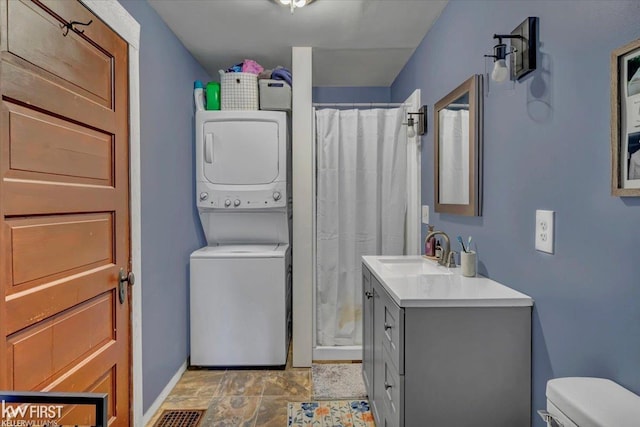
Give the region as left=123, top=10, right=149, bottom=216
left=118, top=268, right=135, bottom=304
left=364, top=291, right=374, bottom=299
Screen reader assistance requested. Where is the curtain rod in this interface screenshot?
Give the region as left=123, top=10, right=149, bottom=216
left=313, top=102, right=408, bottom=107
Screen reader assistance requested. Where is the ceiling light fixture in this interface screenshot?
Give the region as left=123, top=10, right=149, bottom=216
left=278, top=0, right=315, bottom=14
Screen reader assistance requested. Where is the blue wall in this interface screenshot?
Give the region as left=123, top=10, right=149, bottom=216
left=117, top=0, right=209, bottom=413
left=391, top=1, right=640, bottom=424
left=313, top=86, right=390, bottom=103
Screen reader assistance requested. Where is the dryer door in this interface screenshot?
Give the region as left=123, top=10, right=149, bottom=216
left=203, top=120, right=280, bottom=185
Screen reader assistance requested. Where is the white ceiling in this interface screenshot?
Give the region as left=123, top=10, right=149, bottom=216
left=148, top=0, right=448, bottom=87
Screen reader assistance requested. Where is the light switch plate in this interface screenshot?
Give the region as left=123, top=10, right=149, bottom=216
left=422, top=205, right=430, bottom=224
left=535, top=210, right=554, bottom=254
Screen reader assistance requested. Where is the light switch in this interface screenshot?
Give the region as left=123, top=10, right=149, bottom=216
left=422, top=205, right=430, bottom=224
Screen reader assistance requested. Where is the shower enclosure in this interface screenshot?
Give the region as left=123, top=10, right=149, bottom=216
left=312, top=102, right=418, bottom=360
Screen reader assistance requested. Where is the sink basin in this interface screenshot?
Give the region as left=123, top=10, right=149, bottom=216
left=377, top=257, right=453, bottom=276
left=362, top=255, right=534, bottom=308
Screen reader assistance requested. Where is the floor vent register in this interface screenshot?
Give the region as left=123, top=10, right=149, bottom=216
left=153, top=409, right=204, bottom=427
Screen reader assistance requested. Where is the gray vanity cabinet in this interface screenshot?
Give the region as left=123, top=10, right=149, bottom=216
left=362, top=266, right=374, bottom=393
left=364, top=264, right=405, bottom=425
left=362, top=264, right=532, bottom=427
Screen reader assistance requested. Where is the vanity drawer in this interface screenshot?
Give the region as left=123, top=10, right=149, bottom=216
left=382, top=345, right=403, bottom=427
left=380, top=288, right=404, bottom=373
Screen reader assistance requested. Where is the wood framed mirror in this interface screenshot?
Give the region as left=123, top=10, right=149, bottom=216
left=434, top=74, right=483, bottom=216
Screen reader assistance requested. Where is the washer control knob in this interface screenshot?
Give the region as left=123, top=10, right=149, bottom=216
left=199, top=192, right=208, bottom=201
left=224, top=199, right=231, bottom=207
left=273, top=191, right=282, bottom=201
left=234, top=199, right=241, bottom=207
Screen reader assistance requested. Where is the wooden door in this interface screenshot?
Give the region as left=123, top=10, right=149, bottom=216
left=0, top=1, right=131, bottom=425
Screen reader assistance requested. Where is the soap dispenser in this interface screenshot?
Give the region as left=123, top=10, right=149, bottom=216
left=434, top=240, right=442, bottom=258
left=425, top=225, right=435, bottom=257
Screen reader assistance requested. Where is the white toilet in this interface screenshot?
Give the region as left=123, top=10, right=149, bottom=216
left=540, top=377, right=640, bottom=426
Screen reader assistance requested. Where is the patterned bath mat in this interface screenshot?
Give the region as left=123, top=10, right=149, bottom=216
left=311, top=363, right=367, bottom=400
left=288, top=400, right=375, bottom=426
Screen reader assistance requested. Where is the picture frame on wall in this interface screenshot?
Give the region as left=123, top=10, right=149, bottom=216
left=611, top=37, right=640, bottom=196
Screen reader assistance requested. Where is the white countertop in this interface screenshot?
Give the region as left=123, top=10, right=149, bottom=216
left=362, top=255, right=533, bottom=308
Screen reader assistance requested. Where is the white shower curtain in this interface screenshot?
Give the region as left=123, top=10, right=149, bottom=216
left=315, top=108, right=407, bottom=346
left=439, top=109, right=469, bottom=205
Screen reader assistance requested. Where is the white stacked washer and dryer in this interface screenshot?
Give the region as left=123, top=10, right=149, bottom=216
left=190, top=111, right=292, bottom=367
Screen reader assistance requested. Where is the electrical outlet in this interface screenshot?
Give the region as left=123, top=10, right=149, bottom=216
left=422, top=205, right=430, bottom=224
left=535, top=210, right=554, bottom=254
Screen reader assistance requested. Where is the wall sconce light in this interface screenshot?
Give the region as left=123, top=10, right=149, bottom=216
left=405, top=105, right=427, bottom=138
left=484, top=17, right=538, bottom=82
left=277, top=0, right=315, bottom=14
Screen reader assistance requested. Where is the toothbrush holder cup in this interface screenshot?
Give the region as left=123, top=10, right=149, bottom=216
left=460, top=251, right=476, bottom=277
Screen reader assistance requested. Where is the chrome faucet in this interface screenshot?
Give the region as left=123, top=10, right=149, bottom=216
left=425, top=230, right=456, bottom=268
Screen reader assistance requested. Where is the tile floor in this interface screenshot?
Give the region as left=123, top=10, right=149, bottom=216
left=146, top=353, right=311, bottom=427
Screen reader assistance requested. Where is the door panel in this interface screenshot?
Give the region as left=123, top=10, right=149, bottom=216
left=9, top=213, right=114, bottom=287
left=57, top=367, right=116, bottom=425
left=37, top=0, right=123, bottom=57
left=45, top=343, right=119, bottom=418
left=8, top=102, right=114, bottom=184
left=5, top=265, right=114, bottom=334
left=0, top=1, right=130, bottom=425
left=8, top=292, right=115, bottom=390
left=0, top=56, right=117, bottom=131
left=3, top=179, right=116, bottom=215
left=7, top=0, right=112, bottom=106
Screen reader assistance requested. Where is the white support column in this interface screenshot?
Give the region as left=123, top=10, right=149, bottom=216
left=292, top=47, right=313, bottom=367
left=405, top=89, right=422, bottom=255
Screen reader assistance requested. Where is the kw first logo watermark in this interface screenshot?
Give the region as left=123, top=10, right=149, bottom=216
left=1, top=400, right=62, bottom=426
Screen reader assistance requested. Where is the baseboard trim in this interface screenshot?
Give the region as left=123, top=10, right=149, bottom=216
left=142, top=360, right=188, bottom=426
left=312, top=345, right=362, bottom=361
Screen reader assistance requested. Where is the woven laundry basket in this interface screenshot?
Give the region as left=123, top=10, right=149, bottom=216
left=219, top=71, right=259, bottom=110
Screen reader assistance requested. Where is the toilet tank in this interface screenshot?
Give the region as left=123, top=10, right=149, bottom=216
left=543, top=377, right=640, bottom=427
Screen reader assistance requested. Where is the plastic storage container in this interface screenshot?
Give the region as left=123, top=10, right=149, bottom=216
left=193, top=80, right=205, bottom=111
left=259, top=79, right=291, bottom=111
left=219, top=71, right=259, bottom=110
left=205, top=81, right=220, bottom=110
